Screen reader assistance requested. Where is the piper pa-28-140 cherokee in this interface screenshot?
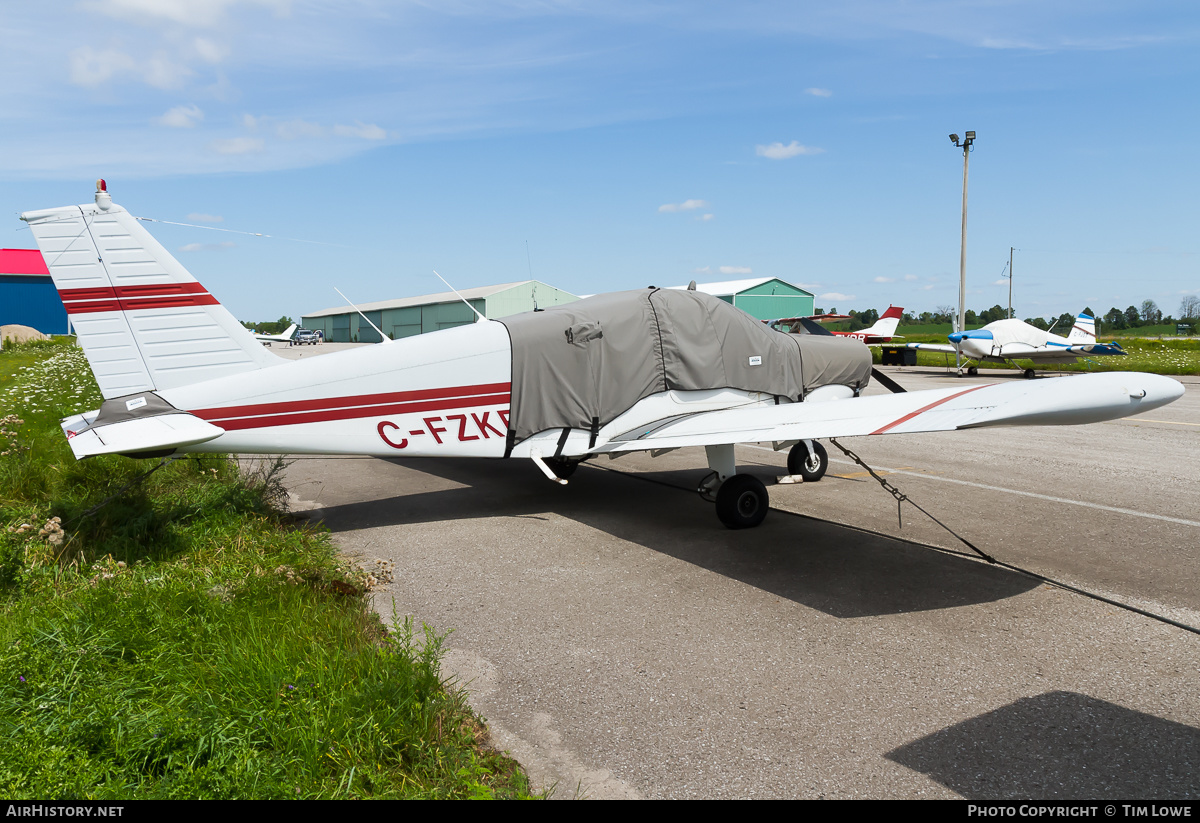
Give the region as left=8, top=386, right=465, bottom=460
left=20, top=183, right=1184, bottom=529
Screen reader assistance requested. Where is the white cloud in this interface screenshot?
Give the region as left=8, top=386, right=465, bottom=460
left=756, top=141, right=825, bottom=160
left=805, top=87, right=832, bottom=97
left=992, top=279, right=1009, bottom=286
left=693, top=266, right=712, bottom=273
left=798, top=283, right=822, bottom=291
left=242, top=113, right=261, bottom=132
left=873, top=276, right=895, bottom=283
left=179, top=241, right=235, bottom=252
left=193, top=36, right=229, bottom=63
left=720, top=266, right=752, bottom=275
left=69, top=46, right=137, bottom=87
left=209, top=136, right=264, bottom=154
left=277, top=119, right=325, bottom=139
left=697, top=213, right=714, bottom=221
left=157, top=104, right=204, bottom=128
left=187, top=213, right=223, bottom=223
left=819, top=292, right=855, bottom=302
left=658, top=199, right=709, bottom=213
left=84, top=0, right=291, bottom=29
left=334, top=121, right=387, bottom=140
left=143, top=54, right=193, bottom=89
left=904, top=274, right=919, bottom=282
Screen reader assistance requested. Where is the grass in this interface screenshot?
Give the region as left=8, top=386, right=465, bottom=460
left=0, top=340, right=534, bottom=799
left=882, top=333, right=1200, bottom=375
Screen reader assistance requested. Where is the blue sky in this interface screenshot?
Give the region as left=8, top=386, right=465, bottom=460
left=2, top=1, right=1197, bottom=323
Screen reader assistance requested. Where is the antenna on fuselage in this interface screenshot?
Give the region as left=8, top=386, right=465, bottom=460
left=334, top=287, right=393, bottom=343
left=434, top=270, right=488, bottom=323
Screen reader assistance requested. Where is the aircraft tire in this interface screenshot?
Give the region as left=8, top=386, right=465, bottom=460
left=715, top=474, right=769, bottom=529
left=787, top=441, right=828, bottom=482
left=545, top=458, right=578, bottom=480
left=1024, top=368, right=1036, bottom=379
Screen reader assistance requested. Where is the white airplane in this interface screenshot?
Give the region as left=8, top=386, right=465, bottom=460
left=905, top=313, right=1126, bottom=378
left=253, top=323, right=297, bottom=346
left=769, top=306, right=904, bottom=344
left=20, top=183, right=1184, bottom=529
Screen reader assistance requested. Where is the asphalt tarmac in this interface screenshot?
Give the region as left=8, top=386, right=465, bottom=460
left=279, top=362, right=1200, bottom=799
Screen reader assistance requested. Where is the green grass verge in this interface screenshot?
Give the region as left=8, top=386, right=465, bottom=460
left=0, top=340, right=534, bottom=799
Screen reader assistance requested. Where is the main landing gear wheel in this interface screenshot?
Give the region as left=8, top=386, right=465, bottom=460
left=967, top=366, right=979, bottom=375
left=1024, top=368, right=1036, bottom=380
left=715, top=474, right=769, bottom=530
left=787, top=440, right=828, bottom=482
left=545, top=458, right=579, bottom=480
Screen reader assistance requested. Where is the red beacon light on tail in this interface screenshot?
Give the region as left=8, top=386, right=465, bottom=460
left=95, top=178, right=111, bottom=211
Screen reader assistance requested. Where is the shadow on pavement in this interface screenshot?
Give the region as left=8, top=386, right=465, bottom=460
left=304, top=455, right=1040, bottom=619
left=887, top=691, right=1200, bottom=799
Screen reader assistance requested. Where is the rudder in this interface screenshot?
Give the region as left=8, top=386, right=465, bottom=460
left=21, top=182, right=278, bottom=399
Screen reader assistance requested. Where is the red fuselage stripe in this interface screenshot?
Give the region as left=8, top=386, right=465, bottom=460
left=870, top=385, right=989, bottom=435
left=58, top=283, right=217, bottom=314
left=193, top=383, right=513, bottom=431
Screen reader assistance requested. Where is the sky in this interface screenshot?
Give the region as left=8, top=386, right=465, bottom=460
left=1, top=0, right=1197, bottom=324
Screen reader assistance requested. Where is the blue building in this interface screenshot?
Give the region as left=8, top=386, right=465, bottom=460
left=0, top=249, right=68, bottom=334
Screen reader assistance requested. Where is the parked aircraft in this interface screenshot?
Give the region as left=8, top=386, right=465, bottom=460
left=254, top=324, right=297, bottom=346
left=905, top=313, right=1125, bottom=378
left=769, top=306, right=904, bottom=344
left=21, top=185, right=1183, bottom=529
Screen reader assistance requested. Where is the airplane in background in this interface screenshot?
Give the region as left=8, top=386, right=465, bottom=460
left=904, top=312, right=1126, bottom=378
left=20, top=184, right=1183, bottom=529
left=253, top=323, right=297, bottom=346
left=768, top=306, right=904, bottom=345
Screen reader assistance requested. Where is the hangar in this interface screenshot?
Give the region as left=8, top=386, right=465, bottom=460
left=301, top=280, right=578, bottom=343
left=670, top=277, right=815, bottom=321
left=0, top=248, right=68, bottom=335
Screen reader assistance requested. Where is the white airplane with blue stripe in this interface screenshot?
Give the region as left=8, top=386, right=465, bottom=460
left=906, top=313, right=1125, bottom=378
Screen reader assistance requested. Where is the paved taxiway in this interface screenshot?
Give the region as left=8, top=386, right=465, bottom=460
left=277, top=359, right=1200, bottom=799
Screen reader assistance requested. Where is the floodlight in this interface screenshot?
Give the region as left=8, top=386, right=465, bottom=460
left=949, top=134, right=959, bottom=143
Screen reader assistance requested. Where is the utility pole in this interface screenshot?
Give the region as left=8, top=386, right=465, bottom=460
left=1008, top=246, right=1014, bottom=319
left=949, top=131, right=976, bottom=374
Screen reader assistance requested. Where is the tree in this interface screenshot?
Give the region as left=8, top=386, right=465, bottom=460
left=1124, top=306, right=1140, bottom=328
left=979, top=304, right=1006, bottom=324
left=1141, top=300, right=1162, bottom=325
left=1180, top=295, right=1200, bottom=320
left=1025, top=317, right=1050, bottom=331
left=1104, top=307, right=1126, bottom=330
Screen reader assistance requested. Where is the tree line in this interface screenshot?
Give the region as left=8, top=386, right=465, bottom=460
left=820, top=297, right=1199, bottom=333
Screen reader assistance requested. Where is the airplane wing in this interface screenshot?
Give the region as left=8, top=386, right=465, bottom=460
left=589, top=372, right=1181, bottom=455
left=902, top=342, right=957, bottom=354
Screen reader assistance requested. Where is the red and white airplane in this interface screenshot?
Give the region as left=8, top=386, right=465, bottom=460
left=20, top=183, right=1185, bottom=529
left=768, top=306, right=904, bottom=344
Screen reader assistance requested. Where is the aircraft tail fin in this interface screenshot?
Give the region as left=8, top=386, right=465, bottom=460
left=20, top=181, right=279, bottom=400
left=1066, top=312, right=1097, bottom=343
left=864, top=305, right=903, bottom=338
left=279, top=323, right=297, bottom=339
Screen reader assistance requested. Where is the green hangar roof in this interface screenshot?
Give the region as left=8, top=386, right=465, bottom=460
left=668, top=277, right=814, bottom=321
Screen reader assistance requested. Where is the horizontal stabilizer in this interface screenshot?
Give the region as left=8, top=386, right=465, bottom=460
left=61, top=412, right=225, bottom=459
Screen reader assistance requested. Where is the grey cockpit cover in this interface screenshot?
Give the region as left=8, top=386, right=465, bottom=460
left=499, top=288, right=871, bottom=442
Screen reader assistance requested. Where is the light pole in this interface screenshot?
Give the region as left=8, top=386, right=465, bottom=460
left=949, top=130, right=975, bottom=374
